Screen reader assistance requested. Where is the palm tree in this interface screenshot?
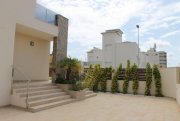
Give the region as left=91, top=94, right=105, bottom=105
left=58, top=57, right=81, bottom=81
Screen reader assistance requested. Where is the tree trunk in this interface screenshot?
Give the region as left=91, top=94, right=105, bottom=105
left=66, top=67, right=71, bottom=80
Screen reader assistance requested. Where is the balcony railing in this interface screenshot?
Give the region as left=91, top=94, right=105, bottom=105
left=35, top=3, right=57, bottom=25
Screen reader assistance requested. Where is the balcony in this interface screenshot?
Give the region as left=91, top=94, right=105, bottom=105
left=35, top=3, right=57, bottom=25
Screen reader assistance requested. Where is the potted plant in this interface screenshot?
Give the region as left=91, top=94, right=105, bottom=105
left=68, top=81, right=86, bottom=100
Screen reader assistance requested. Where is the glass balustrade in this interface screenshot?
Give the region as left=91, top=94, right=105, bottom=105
left=35, top=3, right=57, bottom=25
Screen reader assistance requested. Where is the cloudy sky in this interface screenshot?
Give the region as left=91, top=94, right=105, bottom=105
left=37, top=0, right=180, bottom=67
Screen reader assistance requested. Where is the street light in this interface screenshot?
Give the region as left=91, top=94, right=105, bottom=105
left=136, top=25, right=140, bottom=67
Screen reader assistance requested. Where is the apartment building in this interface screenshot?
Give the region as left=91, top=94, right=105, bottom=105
left=87, top=29, right=167, bottom=68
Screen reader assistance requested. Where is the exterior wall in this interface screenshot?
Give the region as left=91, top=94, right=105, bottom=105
left=106, top=80, right=155, bottom=95
left=102, top=29, right=123, bottom=68
left=56, top=15, right=68, bottom=62
left=159, top=67, right=178, bottom=98
left=13, top=33, right=50, bottom=80
left=176, top=84, right=180, bottom=106
left=115, top=42, right=138, bottom=68
left=105, top=67, right=178, bottom=98
left=87, top=47, right=102, bottom=66
left=0, top=21, right=16, bottom=106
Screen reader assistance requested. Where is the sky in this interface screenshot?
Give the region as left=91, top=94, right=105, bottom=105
left=37, top=0, right=180, bottom=67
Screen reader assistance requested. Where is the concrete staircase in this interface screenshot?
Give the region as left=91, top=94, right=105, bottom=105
left=85, top=90, right=97, bottom=99
left=11, top=80, right=75, bottom=112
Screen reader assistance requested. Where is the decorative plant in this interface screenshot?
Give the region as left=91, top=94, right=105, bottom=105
left=92, top=64, right=101, bottom=92
left=72, top=81, right=85, bottom=91
left=145, top=63, right=152, bottom=96
left=56, top=57, right=81, bottom=84
left=131, top=63, right=139, bottom=95
left=111, top=64, right=122, bottom=93
left=84, top=65, right=94, bottom=89
left=153, top=65, right=163, bottom=97
left=123, top=60, right=131, bottom=94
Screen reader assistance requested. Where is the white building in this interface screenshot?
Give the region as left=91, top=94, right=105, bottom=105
left=87, top=29, right=167, bottom=68
left=87, top=47, right=102, bottom=66
left=0, top=0, right=69, bottom=109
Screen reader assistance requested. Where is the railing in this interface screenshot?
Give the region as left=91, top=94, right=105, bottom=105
left=35, top=3, right=57, bottom=25
left=11, top=66, right=31, bottom=109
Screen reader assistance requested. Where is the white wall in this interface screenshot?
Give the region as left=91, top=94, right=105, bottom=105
left=104, top=67, right=178, bottom=98
left=160, top=67, right=178, bottom=98
left=87, top=48, right=102, bottom=66
left=106, top=80, right=155, bottom=95
left=102, top=29, right=123, bottom=68
left=116, top=42, right=138, bottom=68
left=176, top=84, right=180, bottom=106
left=13, top=33, right=50, bottom=80
left=0, top=21, right=16, bottom=106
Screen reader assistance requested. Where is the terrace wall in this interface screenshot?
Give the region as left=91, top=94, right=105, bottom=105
left=104, top=67, right=179, bottom=99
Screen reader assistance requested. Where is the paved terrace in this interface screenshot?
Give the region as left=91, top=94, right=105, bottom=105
left=1, top=93, right=180, bottom=121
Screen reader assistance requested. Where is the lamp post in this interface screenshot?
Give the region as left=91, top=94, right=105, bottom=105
left=136, top=25, right=140, bottom=67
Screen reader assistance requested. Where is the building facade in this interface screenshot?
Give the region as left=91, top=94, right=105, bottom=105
left=0, top=0, right=68, bottom=106
left=87, top=29, right=167, bottom=68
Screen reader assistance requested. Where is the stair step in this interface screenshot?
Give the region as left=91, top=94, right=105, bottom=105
left=13, top=83, right=54, bottom=89
left=29, top=95, right=71, bottom=107
left=86, top=93, right=97, bottom=99
left=29, top=98, right=76, bottom=112
left=13, top=80, right=50, bottom=83
left=15, top=86, right=59, bottom=93
left=20, top=89, right=62, bottom=97
left=86, top=91, right=94, bottom=95
left=27, top=92, right=67, bottom=101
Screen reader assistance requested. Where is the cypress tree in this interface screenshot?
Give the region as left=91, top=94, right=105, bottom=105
left=111, top=64, right=122, bottom=93
left=123, top=60, right=131, bottom=94
left=132, top=63, right=139, bottom=95
left=145, top=63, right=152, bottom=96
left=153, top=65, right=163, bottom=97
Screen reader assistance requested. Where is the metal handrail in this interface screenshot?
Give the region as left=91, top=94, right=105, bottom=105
left=11, top=65, right=31, bottom=109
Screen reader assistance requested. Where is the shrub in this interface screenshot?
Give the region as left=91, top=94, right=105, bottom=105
left=92, top=64, right=101, bottom=92
left=111, top=64, right=122, bottom=93
left=153, top=65, right=163, bottom=97
left=145, top=63, right=152, bottom=96
left=123, top=60, right=131, bottom=94
left=131, top=63, right=139, bottom=95
left=57, top=57, right=81, bottom=81
left=84, top=65, right=94, bottom=90
left=72, top=81, right=84, bottom=91
left=100, top=67, right=113, bottom=92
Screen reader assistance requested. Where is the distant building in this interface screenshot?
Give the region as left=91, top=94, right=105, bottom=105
left=86, top=29, right=167, bottom=68
left=87, top=47, right=102, bottom=66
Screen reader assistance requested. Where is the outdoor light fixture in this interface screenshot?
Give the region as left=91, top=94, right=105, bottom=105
left=30, top=41, right=34, bottom=46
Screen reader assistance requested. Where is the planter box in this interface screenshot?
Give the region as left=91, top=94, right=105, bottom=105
left=56, top=84, right=72, bottom=91
left=68, top=90, right=86, bottom=100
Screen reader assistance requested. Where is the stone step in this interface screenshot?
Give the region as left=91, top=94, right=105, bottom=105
left=13, top=80, right=51, bottom=85
left=20, top=88, right=62, bottom=97
left=86, top=91, right=94, bottom=95
left=29, top=98, right=76, bottom=113
left=15, top=86, right=59, bottom=93
left=86, top=93, right=97, bottom=99
left=12, top=83, right=53, bottom=89
left=27, top=92, right=67, bottom=101
left=29, top=95, right=71, bottom=107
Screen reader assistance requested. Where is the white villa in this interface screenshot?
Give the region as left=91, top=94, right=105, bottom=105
left=87, top=29, right=167, bottom=68
left=0, top=0, right=96, bottom=112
